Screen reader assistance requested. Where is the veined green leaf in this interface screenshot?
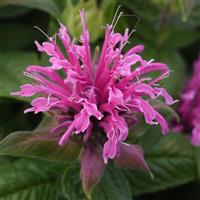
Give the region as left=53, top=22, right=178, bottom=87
left=93, top=167, right=132, bottom=200
left=0, top=52, right=38, bottom=99
left=61, top=163, right=86, bottom=200
left=124, top=127, right=197, bottom=195
left=0, top=0, right=60, bottom=17
left=62, top=163, right=132, bottom=200
left=0, top=117, right=81, bottom=162
left=0, top=157, right=65, bottom=200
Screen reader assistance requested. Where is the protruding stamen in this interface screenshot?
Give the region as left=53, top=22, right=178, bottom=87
left=111, top=5, right=122, bottom=27
left=113, top=12, right=124, bottom=31
left=23, top=71, right=40, bottom=81
left=33, top=26, right=51, bottom=40
left=47, top=93, right=53, bottom=105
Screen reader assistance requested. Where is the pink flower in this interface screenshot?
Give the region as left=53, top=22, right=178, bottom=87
left=12, top=10, right=175, bottom=195
left=174, top=54, right=200, bottom=146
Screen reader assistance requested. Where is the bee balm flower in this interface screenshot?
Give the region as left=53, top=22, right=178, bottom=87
left=174, top=54, right=200, bottom=146
left=12, top=10, right=175, bottom=195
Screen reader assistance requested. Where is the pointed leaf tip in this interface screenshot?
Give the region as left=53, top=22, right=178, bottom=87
left=114, top=142, right=151, bottom=175
left=80, top=146, right=105, bottom=197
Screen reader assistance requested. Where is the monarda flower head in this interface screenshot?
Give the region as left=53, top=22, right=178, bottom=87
left=174, top=54, right=200, bottom=146
left=12, top=10, right=176, bottom=196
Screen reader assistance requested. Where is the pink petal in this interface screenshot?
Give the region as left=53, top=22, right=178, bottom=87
left=134, top=83, right=156, bottom=99
left=83, top=102, right=103, bottom=120
left=11, top=84, right=40, bottom=97
left=125, top=45, right=144, bottom=55
left=121, top=54, right=141, bottom=67
left=58, top=22, right=70, bottom=44
left=132, top=99, right=157, bottom=124
left=50, top=57, right=71, bottom=70
left=24, top=97, right=59, bottom=114
left=154, top=87, right=177, bottom=105
left=156, top=112, right=169, bottom=134
left=74, top=109, right=90, bottom=133
left=103, top=138, right=118, bottom=163
left=191, top=125, right=200, bottom=146
left=59, top=122, right=75, bottom=146
left=108, top=87, right=124, bottom=106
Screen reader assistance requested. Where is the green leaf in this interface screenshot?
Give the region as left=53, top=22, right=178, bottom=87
left=0, top=157, right=65, bottom=200
left=0, top=52, right=38, bottom=98
left=61, top=163, right=86, bottom=200
left=127, top=100, right=179, bottom=144
left=127, top=119, right=150, bottom=144
left=194, top=147, right=200, bottom=179
left=134, top=17, right=199, bottom=50
left=0, top=117, right=81, bottom=162
left=62, top=163, right=132, bottom=200
left=121, top=0, right=159, bottom=22
left=61, top=0, right=115, bottom=42
left=53, top=0, right=67, bottom=12
left=124, top=127, right=197, bottom=196
left=186, top=2, right=200, bottom=26
left=0, top=0, right=60, bottom=17
left=163, top=29, right=200, bottom=50
left=62, top=0, right=102, bottom=42
left=0, top=23, right=39, bottom=51
left=150, top=99, right=180, bottom=122
left=93, top=167, right=132, bottom=200
left=0, top=5, right=29, bottom=18
left=120, top=21, right=189, bottom=97
left=160, top=51, right=187, bottom=97
left=140, top=49, right=187, bottom=97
